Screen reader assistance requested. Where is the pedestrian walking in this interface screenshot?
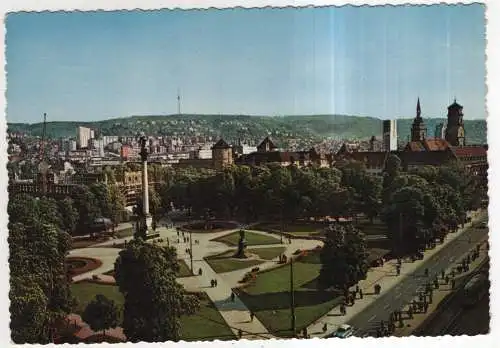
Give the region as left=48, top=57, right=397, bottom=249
left=356, top=285, right=360, bottom=293
left=250, top=312, right=254, bottom=322
left=210, top=279, right=214, bottom=288
left=359, top=288, right=363, bottom=299
left=231, top=292, right=235, bottom=302
left=198, top=268, right=203, bottom=276
left=214, top=279, right=218, bottom=287
left=238, top=329, right=242, bottom=339
left=322, top=323, right=328, bottom=333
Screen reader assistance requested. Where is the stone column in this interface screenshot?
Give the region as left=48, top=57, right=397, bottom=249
left=139, top=134, right=152, bottom=233
left=142, top=159, right=149, bottom=217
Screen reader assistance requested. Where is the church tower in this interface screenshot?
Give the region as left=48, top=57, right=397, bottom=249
left=410, top=98, right=427, bottom=142
left=445, top=99, right=465, bottom=146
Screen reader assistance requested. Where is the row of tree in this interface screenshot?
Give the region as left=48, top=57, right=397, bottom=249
left=154, top=163, right=383, bottom=226
left=9, top=196, right=74, bottom=343
left=382, top=155, right=485, bottom=256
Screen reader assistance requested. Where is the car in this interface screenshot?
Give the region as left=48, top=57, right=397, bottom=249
left=334, top=324, right=355, bottom=338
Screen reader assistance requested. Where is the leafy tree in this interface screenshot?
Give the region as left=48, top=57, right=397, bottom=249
left=10, top=275, right=50, bottom=344
left=319, top=224, right=369, bottom=290
left=108, top=183, right=126, bottom=225
left=82, top=295, right=119, bottom=338
left=382, top=154, right=402, bottom=205
left=57, top=197, right=78, bottom=234
left=9, top=210, right=73, bottom=344
left=114, top=239, right=200, bottom=342
left=72, top=185, right=101, bottom=234
left=90, top=182, right=113, bottom=219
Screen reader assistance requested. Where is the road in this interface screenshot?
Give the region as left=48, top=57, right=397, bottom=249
left=348, top=213, right=489, bottom=336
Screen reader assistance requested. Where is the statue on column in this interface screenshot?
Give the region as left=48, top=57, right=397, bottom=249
left=139, top=133, right=149, bottom=162
left=134, top=133, right=152, bottom=240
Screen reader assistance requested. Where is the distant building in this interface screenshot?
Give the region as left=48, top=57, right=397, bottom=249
left=382, top=119, right=398, bottom=151
left=434, top=123, right=445, bottom=139
left=77, top=126, right=92, bottom=149
left=257, top=136, right=278, bottom=153
left=69, top=139, right=77, bottom=151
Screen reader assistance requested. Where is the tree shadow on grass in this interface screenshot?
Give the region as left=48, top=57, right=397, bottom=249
left=235, top=289, right=341, bottom=311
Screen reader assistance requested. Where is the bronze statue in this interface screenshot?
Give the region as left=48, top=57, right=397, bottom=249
left=234, top=229, right=247, bottom=258
left=138, top=133, right=149, bottom=162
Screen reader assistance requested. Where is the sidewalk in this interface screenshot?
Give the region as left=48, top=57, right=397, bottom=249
left=306, top=209, right=486, bottom=338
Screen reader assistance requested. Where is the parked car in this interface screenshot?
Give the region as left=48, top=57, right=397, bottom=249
left=333, top=324, right=355, bottom=338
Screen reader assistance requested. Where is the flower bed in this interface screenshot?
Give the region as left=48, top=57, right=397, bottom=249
left=66, top=257, right=103, bottom=277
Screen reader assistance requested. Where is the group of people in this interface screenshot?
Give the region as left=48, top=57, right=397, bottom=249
left=210, top=279, right=218, bottom=287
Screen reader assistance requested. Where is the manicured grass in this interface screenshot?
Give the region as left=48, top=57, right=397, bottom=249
left=356, top=218, right=388, bottom=236
left=237, top=252, right=341, bottom=337
left=102, top=259, right=192, bottom=278
left=116, top=227, right=135, bottom=238
left=182, top=221, right=238, bottom=233
left=252, top=222, right=325, bottom=236
left=205, top=251, right=264, bottom=273
left=244, top=262, right=322, bottom=295
left=71, top=282, right=234, bottom=341
left=248, top=247, right=286, bottom=260
left=180, top=294, right=236, bottom=341
left=213, top=231, right=280, bottom=247
left=71, top=282, right=124, bottom=320
left=177, top=259, right=193, bottom=277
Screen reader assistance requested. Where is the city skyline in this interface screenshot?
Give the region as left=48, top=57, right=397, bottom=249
left=6, top=4, right=486, bottom=124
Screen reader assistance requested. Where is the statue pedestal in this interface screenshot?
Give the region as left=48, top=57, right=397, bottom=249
left=145, top=215, right=153, bottom=231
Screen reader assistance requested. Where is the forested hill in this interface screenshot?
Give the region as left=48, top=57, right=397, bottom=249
left=7, top=114, right=487, bottom=145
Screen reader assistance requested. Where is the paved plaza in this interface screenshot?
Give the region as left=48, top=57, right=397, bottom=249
left=69, top=209, right=486, bottom=340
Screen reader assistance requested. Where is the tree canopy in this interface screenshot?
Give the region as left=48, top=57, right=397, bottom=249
left=114, top=239, right=199, bottom=342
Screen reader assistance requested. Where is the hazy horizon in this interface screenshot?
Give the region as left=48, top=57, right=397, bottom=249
left=6, top=5, right=486, bottom=123
left=6, top=112, right=488, bottom=126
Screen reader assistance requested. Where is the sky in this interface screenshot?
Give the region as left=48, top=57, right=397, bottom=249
left=5, top=4, right=486, bottom=124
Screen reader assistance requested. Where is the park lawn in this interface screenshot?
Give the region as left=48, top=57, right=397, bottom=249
left=212, top=231, right=279, bottom=247
left=180, top=294, right=236, bottom=341
left=252, top=222, right=325, bottom=236
left=101, top=259, right=193, bottom=278
left=237, top=252, right=341, bottom=337
left=71, top=282, right=234, bottom=341
left=248, top=247, right=286, bottom=260
left=71, top=282, right=125, bottom=320
left=205, top=251, right=264, bottom=273
left=244, top=262, right=322, bottom=295
left=356, top=218, right=388, bottom=236
left=177, top=259, right=193, bottom=277
left=116, top=227, right=134, bottom=238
